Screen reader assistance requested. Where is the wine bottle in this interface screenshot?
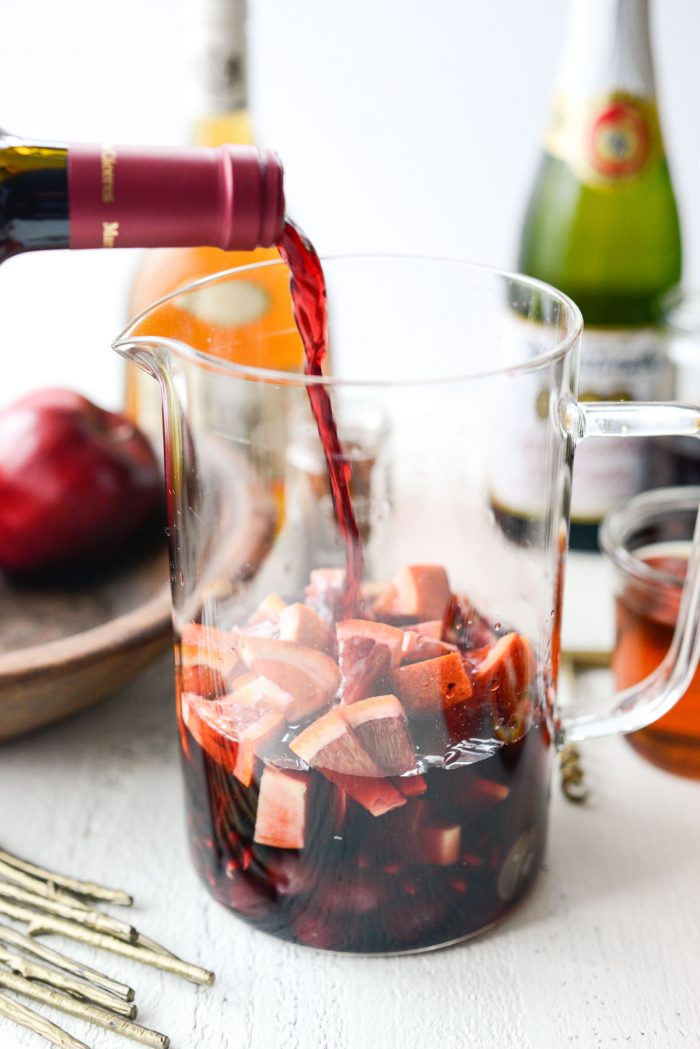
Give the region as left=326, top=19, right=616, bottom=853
left=0, top=132, right=283, bottom=261
left=497, top=0, right=682, bottom=551
left=126, top=0, right=303, bottom=433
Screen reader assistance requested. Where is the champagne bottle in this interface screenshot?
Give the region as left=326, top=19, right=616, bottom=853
left=0, top=132, right=283, bottom=261
left=504, top=0, right=682, bottom=550
left=126, top=0, right=302, bottom=433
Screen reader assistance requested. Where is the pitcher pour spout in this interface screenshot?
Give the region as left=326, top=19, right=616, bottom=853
left=111, top=335, right=178, bottom=380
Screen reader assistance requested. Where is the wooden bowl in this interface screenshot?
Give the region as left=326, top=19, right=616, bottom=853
left=0, top=542, right=172, bottom=741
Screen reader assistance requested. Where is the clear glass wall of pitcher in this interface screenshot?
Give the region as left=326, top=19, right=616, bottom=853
left=114, top=257, right=700, bottom=954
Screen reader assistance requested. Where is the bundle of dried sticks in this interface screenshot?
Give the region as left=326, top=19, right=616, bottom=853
left=0, top=844, right=214, bottom=1048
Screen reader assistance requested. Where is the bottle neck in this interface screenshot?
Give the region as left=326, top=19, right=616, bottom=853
left=186, top=0, right=253, bottom=147
left=0, top=136, right=284, bottom=261
left=0, top=137, right=70, bottom=257
left=556, top=0, right=655, bottom=98
left=545, top=0, right=665, bottom=186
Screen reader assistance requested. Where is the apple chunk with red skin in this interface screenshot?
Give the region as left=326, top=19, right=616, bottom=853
left=290, top=708, right=384, bottom=776
left=373, top=565, right=452, bottom=622
left=340, top=694, right=416, bottom=775
left=237, top=636, right=340, bottom=721
left=180, top=623, right=240, bottom=675
left=289, top=707, right=407, bottom=816
left=391, top=651, right=472, bottom=716
left=180, top=692, right=284, bottom=786
left=279, top=603, right=335, bottom=652
left=0, top=387, right=162, bottom=575
left=336, top=619, right=403, bottom=705
left=470, top=632, right=535, bottom=723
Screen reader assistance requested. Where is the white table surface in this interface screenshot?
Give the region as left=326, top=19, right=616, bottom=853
left=0, top=657, right=698, bottom=1049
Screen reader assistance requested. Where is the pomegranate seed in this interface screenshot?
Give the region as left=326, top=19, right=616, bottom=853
left=461, top=853, right=485, bottom=868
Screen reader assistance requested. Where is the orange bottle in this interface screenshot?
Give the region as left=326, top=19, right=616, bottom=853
left=125, top=0, right=302, bottom=435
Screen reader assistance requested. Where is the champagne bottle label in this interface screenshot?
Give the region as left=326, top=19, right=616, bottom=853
left=489, top=318, right=669, bottom=522
left=546, top=92, right=661, bottom=186
left=570, top=325, right=669, bottom=521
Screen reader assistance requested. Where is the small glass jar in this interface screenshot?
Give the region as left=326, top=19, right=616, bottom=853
left=600, top=486, right=700, bottom=779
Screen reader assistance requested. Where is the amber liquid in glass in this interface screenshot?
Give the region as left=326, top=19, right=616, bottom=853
left=613, top=547, right=700, bottom=778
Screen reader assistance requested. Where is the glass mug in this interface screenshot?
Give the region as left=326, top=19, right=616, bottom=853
left=601, top=486, right=700, bottom=779
left=114, top=258, right=700, bottom=954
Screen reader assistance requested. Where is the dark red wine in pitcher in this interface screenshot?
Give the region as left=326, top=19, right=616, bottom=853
left=176, top=219, right=552, bottom=952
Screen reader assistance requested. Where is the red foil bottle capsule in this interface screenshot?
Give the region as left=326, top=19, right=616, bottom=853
left=69, top=144, right=284, bottom=250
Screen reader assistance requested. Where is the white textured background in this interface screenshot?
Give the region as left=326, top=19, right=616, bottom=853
left=0, top=0, right=698, bottom=407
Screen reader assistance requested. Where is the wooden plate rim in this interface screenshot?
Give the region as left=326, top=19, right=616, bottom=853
left=0, top=584, right=172, bottom=681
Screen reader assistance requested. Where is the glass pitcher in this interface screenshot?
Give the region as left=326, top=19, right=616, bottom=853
left=114, top=257, right=700, bottom=955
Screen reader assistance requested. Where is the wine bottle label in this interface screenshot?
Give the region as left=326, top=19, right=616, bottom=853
left=186, top=0, right=248, bottom=115
left=546, top=92, right=662, bottom=186
left=489, top=322, right=669, bottom=523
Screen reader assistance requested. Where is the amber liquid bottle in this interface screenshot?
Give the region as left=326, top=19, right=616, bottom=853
left=499, top=0, right=682, bottom=551
left=125, top=0, right=303, bottom=436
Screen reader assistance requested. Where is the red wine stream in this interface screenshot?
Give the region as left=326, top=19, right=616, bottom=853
left=277, top=219, right=364, bottom=617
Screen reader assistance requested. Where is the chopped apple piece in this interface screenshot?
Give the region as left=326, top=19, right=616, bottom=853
left=393, top=774, right=428, bottom=798
left=233, top=714, right=288, bottom=786
left=420, top=824, right=462, bottom=866
left=254, top=767, right=311, bottom=850
left=237, top=636, right=340, bottom=721
left=414, top=621, right=443, bottom=639
left=248, top=593, right=287, bottom=625
left=339, top=637, right=392, bottom=705
left=471, top=632, right=535, bottom=721
left=340, top=694, right=416, bottom=775
left=371, top=584, right=399, bottom=619
left=181, top=693, right=284, bottom=786
left=289, top=709, right=383, bottom=776
left=469, top=778, right=511, bottom=806
left=391, top=651, right=472, bottom=716
left=337, top=620, right=404, bottom=666
left=228, top=669, right=258, bottom=691
left=400, top=630, right=457, bottom=665
left=180, top=663, right=227, bottom=698
left=279, top=603, right=334, bottom=651
left=180, top=623, right=239, bottom=677
left=395, top=565, right=452, bottom=621
left=229, top=676, right=295, bottom=716
left=323, top=771, right=406, bottom=817
left=372, top=566, right=451, bottom=623
left=444, top=596, right=497, bottom=649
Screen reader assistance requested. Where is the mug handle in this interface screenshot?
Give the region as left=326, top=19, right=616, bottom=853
left=560, top=399, right=700, bottom=743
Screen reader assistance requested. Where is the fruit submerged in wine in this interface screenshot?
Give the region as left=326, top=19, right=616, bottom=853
left=177, top=563, right=551, bottom=952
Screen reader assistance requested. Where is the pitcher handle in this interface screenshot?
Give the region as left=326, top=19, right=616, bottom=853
left=560, top=399, right=700, bottom=743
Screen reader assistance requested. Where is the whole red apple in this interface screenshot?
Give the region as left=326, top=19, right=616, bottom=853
left=0, top=387, right=163, bottom=575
